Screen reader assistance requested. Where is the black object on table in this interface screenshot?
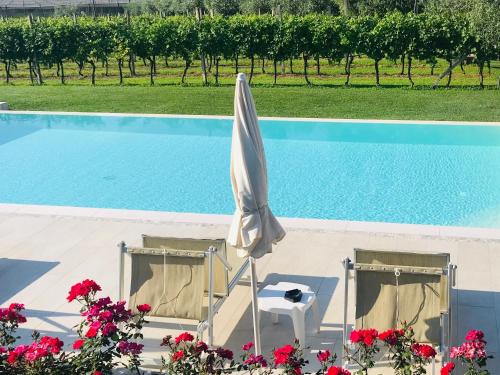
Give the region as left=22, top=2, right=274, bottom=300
left=284, top=288, right=303, bottom=303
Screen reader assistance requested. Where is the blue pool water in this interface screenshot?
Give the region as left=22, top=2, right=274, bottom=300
left=1, top=113, right=500, bottom=228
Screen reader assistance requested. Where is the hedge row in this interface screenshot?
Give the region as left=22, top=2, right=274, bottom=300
left=0, top=13, right=496, bottom=87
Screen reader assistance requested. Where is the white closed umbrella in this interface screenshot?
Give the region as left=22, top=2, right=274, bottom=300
left=228, top=73, right=286, bottom=355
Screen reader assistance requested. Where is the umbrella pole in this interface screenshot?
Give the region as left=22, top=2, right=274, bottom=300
left=250, top=256, right=262, bottom=355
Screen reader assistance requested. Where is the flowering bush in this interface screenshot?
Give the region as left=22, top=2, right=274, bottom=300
left=0, top=287, right=493, bottom=375
left=68, top=280, right=150, bottom=374
left=0, top=279, right=150, bottom=375
left=0, top=303, right=27, bottom=347
left=160, top=332, right=235, bottom=374
left=377, top=324, right=436, bottom=375
left=449, top=330, right=492, bottom=375
left=346, top=329, right=380, bottom=374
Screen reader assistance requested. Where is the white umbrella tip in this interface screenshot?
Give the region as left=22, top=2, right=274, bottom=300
left=236, top=73, right=247, bottom=82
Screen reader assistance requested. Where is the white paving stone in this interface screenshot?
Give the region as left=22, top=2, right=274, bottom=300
left=0, top=206, right=499, bottom=373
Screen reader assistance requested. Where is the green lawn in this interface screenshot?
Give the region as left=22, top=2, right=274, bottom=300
left=1, top=85, right=498, bottom=121
left=0, top=57, right=498, bottom=122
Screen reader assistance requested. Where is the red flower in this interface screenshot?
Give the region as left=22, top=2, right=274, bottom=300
left=38, top=336, right=63, bottom=354
left=441, top=362, right=455, bottom=375
left=172, top=350, right=185, bottom=362
left=118, top=341, right=144, bottom=355
left=93, top=372, right=103, bottom=375
left=274, top=344, right=295, bottom=365
left=378, top=329, right=404, bottom=346
left=327, top=366, right=351, bottom=375
left=85, top=321, right=101, bottom=338
left=317, top=350, right=331, bottom=363
left=216, top=347, right=234, bottom=360
left=67, top=279, right=101, bottom=302
left=73, top=339, right=85, bottom=350
left=195, top=341, right=208, bottom=352
left=7, top=345, right=29, bottom=364
left=0, top=303, right=27, bottom=324
left=350, top=329, right=378, bottom=346
left=465, top=330, right=484, bottom=342
left=244, top=354, right=267, bottom=367
left=102, top=322, right=117, bottom=337
left=293, top=367, right=302, bottom=374
left=412, top=343, right=437, bottom=358
left=137, top=304, right=151, bottom=313
left=242, top=342, right=254, bottom=351
left=175, top=332, right=194, bottom=344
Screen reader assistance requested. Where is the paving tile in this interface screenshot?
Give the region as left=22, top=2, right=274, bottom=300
left=1, top=210, right=499, bottom=374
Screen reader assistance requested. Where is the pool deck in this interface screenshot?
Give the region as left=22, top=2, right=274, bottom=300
left=1, top=203, right=500, bottom=373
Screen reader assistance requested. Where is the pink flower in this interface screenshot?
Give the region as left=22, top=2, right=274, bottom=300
left=441, top=362, right=455, bottom=375
left=465, top=330, right=485, bottom=342
left=175, top=332, right=194, bottom=344
left=451, top=340, right=486, bottom=361
left=244, top=353, right=267, bottom=367
left=242, top=342, right=254, bottom=351
left=137, top=304, right=151, bottom=313
left=73, top=339, right=85, bottom=350
left=317, top=350, right=331, bottom=363
left=327, top=366, right=351, bottom=375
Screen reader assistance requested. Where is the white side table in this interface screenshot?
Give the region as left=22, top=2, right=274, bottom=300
left=257, top=282, right=320, bottom=346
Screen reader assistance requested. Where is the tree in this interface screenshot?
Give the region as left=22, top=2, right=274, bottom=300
left=173, top=16, right=199, bottom=84
left=207, top=0, right=240, bottom=15
left=285, top=15, right=315, bottom=84
left=231, top=15, right=262, bottom=83
left=109, top=17, right=132, bottom=85
left=430, top=15, right=472, bottom=87
left=45, top=17, right=79, bottom=84
left=339, top=16, right=358, bottom=85
left=130, top=15, right=162, bottom=85
left=467, top=0, right=500, bottom=88
left=0, top=19, right=26, bottom=84
left=377, top=12, right=419, bottom=86
left=23, top=16, right=51, bottom=85
left=354, top=16, right=385, bottom=85
left=74, top=18, right=114, bottom=85
left=240, top=0, right=273, bottom=14
left=198, top=16, right=231, bottom=84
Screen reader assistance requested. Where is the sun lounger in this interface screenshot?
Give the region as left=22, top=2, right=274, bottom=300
left=118, top=235, right=249, bottom=345
left=342, top=249, right=457, bottom=362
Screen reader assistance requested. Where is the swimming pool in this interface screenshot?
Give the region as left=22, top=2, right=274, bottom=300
left=1, top=112, right=499, bottom=228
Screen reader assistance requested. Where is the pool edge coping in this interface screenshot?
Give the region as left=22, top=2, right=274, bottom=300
left=1, top=203, right=499, bottom=241
left=1, top=110, right=499, bottom=127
